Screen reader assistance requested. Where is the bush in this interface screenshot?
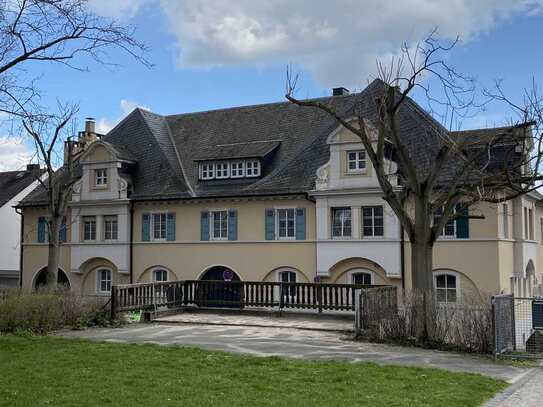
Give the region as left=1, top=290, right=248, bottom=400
left=357, top=288, right=494, bottom=354
left=0, top=289, right=111, bottom=334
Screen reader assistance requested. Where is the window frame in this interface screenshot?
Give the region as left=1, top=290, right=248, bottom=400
left=346, top=150, right=366, bottom=174
left=83, top=216, right=97, bottom=241
left=210, top=210, right=229, bottom=240
left=277, top=269, right=297, bottom=298
left=103, top=215, right=118, bottom=241
left=276, top=208, right=296, bottom=240
left=151, top=212, right=168, bottom=241
left=215, top=162, right=230, bottom=179
left=361, top=206, right=384, bottom=238
left=245, top=160, right=261, bottom=177
left=97, top=268, right=112, bottom=294
left=94, top=168, right=108, bottom=187
left=200, top=162, right=215, bottom=180
left=153, top=269, right=168, bottom=283
left=331, top=207, right=352, bottom=239
left=434, top=271, right=460, bottom=304
left=230, top=161, right=245, bottom=178
left=349, top=270, right=374, bottom=286
left=433, top=206, right=456, bottom=238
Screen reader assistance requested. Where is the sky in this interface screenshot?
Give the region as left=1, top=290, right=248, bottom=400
left=1, top=0, right=543, bottom=171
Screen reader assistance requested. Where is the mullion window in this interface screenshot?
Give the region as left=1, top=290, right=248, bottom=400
left=152, top=213, right=167, bottom=240
left=277, top=209, right=295, bottom=239
left=347, top=150, right=366, bottom=172
left=362, top=206, right=383, bottom=237
left=435, top=274, right=458, bottom=303
left=83, top=217, right=96, bottom=241
left=104, top=216, right=118, bottom=240
left=332, top=207, right=352, bottom=238
left=434, top=206, right=455, bottom=237
left=212, top=211, right=228, bottom=239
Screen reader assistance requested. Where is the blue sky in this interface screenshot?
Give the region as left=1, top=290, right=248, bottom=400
left=1, top=0, right=542, bottom=170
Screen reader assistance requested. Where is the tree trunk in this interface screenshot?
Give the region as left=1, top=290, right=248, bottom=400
left=46, top=218, right=60, bottom=287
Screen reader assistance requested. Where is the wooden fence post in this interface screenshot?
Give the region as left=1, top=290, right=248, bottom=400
left=110, top=285, right=117, bottom=320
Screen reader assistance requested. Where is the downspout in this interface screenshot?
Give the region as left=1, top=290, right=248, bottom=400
left=400, top=223, right=405, bottom=290
left=16, top=208, right=24, bottom=289
left=129, top=201, right=134, bottom=284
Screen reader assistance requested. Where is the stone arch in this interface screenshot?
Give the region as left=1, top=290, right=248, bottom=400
left=137, top=265, right=178, bottom=283
left=432, top=268, right=480, bottom=302
left=79, top=257, right=118, bottom=295
left=328, top=257, right=390, bottom=285
left=32, top=266, right=70, bottom=290
left=262, top=266, right=310, bottom=283
left=197, top=264, right=242, bottom=281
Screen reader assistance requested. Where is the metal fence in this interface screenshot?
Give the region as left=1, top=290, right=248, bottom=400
left=492, top=294, right=543, bottom=358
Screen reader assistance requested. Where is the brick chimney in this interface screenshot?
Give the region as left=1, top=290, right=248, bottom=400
left=333, top=87, right=350, bottom=96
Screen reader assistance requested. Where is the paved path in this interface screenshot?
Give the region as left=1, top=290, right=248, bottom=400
left=58, top=323, right=530, bottom=383
left=154, top=311, right=354, bottom=332
left=484, top=367, right=543, bottom=407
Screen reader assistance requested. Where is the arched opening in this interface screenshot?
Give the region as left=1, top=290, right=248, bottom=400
left=197, top=266, right=241, bottom=307
left=34, top=267, right=70, bottom=290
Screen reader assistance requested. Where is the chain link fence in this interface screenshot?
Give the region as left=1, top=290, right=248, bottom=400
left=492, top=294, right=543, bottom=358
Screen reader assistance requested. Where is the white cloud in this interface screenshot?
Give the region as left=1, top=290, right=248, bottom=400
left=88, top=0, right=149, bottom=20
left=0, top=137, right=34, bottom=172
left=95, top=99, right=150, bottom=134
left=159, top=0, right=543, bottom=88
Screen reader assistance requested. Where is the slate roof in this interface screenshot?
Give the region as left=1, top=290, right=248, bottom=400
left=0, top=167, right=44, bottom=207
left=19, top=79, right=523, bottom=205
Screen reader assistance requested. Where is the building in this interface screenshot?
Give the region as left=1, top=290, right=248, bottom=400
left=0, top=164, right=45, bottom=287
left=17, top=80, right=543, bottom=301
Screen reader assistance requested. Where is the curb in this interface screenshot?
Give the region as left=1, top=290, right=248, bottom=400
left=483, top=367, right=541, bottom=407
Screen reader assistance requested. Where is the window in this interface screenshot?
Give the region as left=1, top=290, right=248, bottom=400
left=540, top=218, right=543, bottom=243
left=152, top=213, right=167, bottom=240
left=211, top=210, right=228, bottom=240
left=502, top=204, right=509, bottom=239
left=104, top=215, right=118, bottom=240
left=352, top=272, right=372, bottom=285
left=97, top=269, right=112, bottom=293
left=362, top=206, right=384, bottom=237
left=434, top=206, right=456, bottom=237
left=230, top=161, right=245, bottom=178
left=435, top=273, right=458, bottom=303
left=200, top=163, right=215, bottom=180
left=153, top=269, right=168, bottom=282
left=529, top=208, right=534, bottom=240
left=347, top=150, right=366, bottom=173
left=277, top=209, right=296, bottom=239
left=246, top=160, right=261, bottom=177
left=83, top=216, right=96, bottom=241
left=215, top=162, right=230, bottom=179
left=331, top=207, right=352, bottom=238
left=94, top=169, right=108, bottom=186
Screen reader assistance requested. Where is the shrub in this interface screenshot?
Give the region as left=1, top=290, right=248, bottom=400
left=0, top=289, right=111, bottom=334
left=356, top=288, right=494, bottom=354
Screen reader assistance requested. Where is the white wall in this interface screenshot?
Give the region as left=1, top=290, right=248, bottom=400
left=0, top=177, right=44, bottom=273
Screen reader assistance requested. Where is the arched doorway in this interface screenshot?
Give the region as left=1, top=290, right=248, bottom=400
left=34, top=267, right=70, bottom=289
left=197, top=266, right=241, bottom=307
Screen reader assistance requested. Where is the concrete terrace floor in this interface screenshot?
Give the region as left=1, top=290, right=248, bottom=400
left=58, top=320, right=531, bottom=384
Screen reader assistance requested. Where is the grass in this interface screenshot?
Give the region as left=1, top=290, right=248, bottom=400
left=0, top=335, right=506, bottom=407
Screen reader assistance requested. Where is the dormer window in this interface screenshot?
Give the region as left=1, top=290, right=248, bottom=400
left=215, top=162, right=230, bottom=179
left=198, top=159, right=261, bottom=180
left=246, top=160, right=261, bottom=177
left=200, top=163, right=215, bottom=180
left=231, top=161, right=245, bottom=178
left=347, top=150, right=366, bottom=173
left=95, top=168, right=108, bottom=186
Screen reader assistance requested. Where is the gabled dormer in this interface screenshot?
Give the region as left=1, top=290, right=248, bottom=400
left=71, top=138, right=136, bottom=202
left=315, top=118, right=398, bottom=191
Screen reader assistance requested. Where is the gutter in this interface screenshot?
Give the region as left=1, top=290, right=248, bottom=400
left=129, top=201, right=134, bottom=284
left=15, top=208, right=23, bottom=289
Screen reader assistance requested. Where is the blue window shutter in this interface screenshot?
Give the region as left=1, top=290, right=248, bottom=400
left=37, top=217, right=46, bottom=243
left=456, top=204, right=469, bottom=239
left=142, top=213, right=150, bottom=242
left=59, top=217, right=67, bottom=243
left=166, top=213, right=176, bottom=241
left=265, top=209, right=275, bottom=240
left=228, top=209, right=237, bottom=241
left=295, top=208, right=306, bottom=240
left=201, top=211, right=210, bottom=241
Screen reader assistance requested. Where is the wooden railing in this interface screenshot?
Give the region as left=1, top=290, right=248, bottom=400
left=111, top=280, right=388, bottom=318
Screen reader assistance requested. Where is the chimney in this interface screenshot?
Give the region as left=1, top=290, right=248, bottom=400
left=26, top=164, right=40, bottom=175
left=85, top=117, right=96, bottom=134
left=333, top=87, right=350, bottom=96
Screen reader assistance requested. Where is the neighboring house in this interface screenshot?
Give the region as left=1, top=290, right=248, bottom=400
left=0, top=165, right=45, bottom=287
left=17, top=79, right=543, bottom=302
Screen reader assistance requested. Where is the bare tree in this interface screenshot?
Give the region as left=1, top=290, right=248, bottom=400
left=0, top=0, right=149, bottom=117
left=22, top=103, right=79, bottom=286
left=0, top=0, right=149, bottom=286
left=286, top=32, right=542, bottom=297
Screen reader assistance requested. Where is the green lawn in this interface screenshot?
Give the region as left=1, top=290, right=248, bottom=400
left=0, top=335, right=505, bottom=407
